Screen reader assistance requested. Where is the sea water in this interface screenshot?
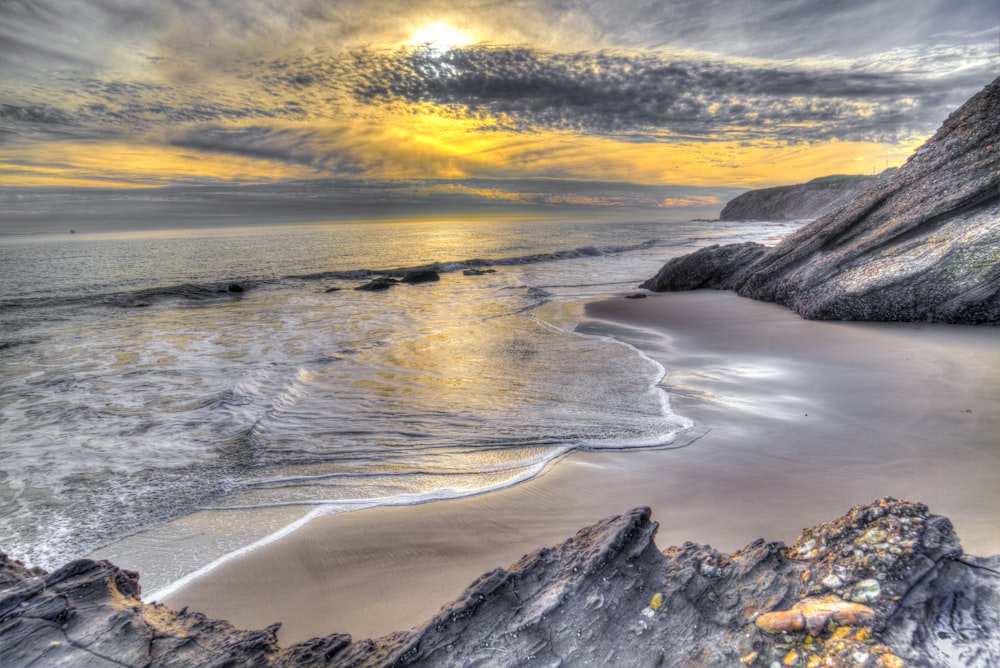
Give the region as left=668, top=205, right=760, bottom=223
left=0, top=216, right=793, bottom=594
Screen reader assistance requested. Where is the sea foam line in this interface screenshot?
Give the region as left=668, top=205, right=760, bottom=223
left=144, top=448, right=570, bottom=603
left=532, top=306, right=695, bottom=449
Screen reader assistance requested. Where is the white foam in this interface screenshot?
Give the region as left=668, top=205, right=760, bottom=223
left=145, top=505, right=328, bottom=602
left=145, top=449, right=566, bottom=602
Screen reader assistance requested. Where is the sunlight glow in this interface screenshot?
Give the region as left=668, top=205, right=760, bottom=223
left=408, top=21, right=477, bottom=50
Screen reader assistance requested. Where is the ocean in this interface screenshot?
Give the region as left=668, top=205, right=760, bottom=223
left=0, top=216, right=793, bottom=595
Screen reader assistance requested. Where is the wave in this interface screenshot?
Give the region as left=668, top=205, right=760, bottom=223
left=287, top=238, right=662, bottom=281
left=0, top=280, right=262, bottom=313
left=0, top=239, right=661, bottom=318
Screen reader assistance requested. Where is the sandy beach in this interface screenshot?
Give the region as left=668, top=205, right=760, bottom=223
left=163, top=290, right=999, bottom=645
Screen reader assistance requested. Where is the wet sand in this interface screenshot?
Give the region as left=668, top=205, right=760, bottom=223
left=163, top=290, right=999, bottom=645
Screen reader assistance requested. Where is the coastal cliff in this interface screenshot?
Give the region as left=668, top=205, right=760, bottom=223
left=719, top=173, right=891, bottom=221
left=1, top=499, right=998, bottom=667
left=642, top=76, right=1000, bottom=323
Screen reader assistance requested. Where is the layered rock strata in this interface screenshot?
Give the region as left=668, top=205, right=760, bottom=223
left=643, top=76, right=1000, bottom=323
left=1, top=498, right=997, bottom=666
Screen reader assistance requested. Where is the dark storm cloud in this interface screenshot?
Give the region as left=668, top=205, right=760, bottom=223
left=346, top=45, right=992, bottom=143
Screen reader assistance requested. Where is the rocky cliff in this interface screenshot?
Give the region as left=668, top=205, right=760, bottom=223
left=719, top=173, right=891, bottom=221
left=2, top=498, right=998, bottom=667
left=643, top=76, right=1000, bottom=323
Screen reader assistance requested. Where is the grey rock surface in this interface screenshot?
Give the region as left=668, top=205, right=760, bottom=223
left=644, top=76, right=1000, bottom=323
left=640, top=241, right=767, bottom=291
left=719, top=173, right=890, bottom=221
left=2, top=499, right=997, bottom=667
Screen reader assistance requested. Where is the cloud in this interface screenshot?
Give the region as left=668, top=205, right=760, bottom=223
left=0, top=176, right=739, bottom=221
left=413, top=179, right=724, bottom=209
left=657, top=195, right=721, bottom=208
left=1, top=0, right=996, bottom=191
left=167, top=125, right=365, bottom=175
left=0, top=0, right=156, bottom=73
left=347, top=44, right=993, bottom=143
left=6, top=0, right=995, bottom=79
left=546, top=0, right=999, bottom=57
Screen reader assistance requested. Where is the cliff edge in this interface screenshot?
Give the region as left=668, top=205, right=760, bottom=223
left=719, top=173, right=892, bottom=221
left=643, top=76, right=1000, bottom=323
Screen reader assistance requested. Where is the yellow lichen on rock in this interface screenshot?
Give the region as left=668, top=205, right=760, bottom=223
left=756, top=608, right=806, bottom=633
left=879, top=653, right=904, bottom=668
left=649, top=592, right=664, bottom=611
left=756, top=596, right=874, bottom=637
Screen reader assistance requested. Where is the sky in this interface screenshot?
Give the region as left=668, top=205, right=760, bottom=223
left=1, top=0, right=997, bottom=223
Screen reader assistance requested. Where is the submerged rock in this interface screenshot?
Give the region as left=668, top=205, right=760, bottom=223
left=400, top=269, right=440, bottom=284
left=355, top=276, right=399, bottom=291
left=1, top=498, right=997, bottom=666
left=643, top=76, right=1000, bottom=323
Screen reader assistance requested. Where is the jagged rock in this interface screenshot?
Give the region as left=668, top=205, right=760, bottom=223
left=355, top=276, right=399, bottom=291
left=0, top=553, right=33, bottom=587
left=0, top=556, right=347, bottom=667
left=1, top=499, right=997, bottom=666
left=644, top=76, right=1000, bottom=323
left=401, top=269, right=440, bottom=284
left=641, top=241, right=767, bottom=291
left=719, top=173, right=891, bottom=221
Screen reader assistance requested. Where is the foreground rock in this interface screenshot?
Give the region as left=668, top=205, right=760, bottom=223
left=2, top=498, right=997, bottom=667
left=643, top=76, right=1000, bottom=323
left=720, top=173, right=891, bottom=221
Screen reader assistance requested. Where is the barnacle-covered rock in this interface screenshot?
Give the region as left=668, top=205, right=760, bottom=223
left=847, top=579, right=881, bottom=603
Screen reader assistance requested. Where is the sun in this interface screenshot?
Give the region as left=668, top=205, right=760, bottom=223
left=408, top=21, right=477, bottom=50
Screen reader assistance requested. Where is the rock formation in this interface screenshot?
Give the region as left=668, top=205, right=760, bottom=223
left=643, top=76, right=1000, bottom=323
left=400, top=269, right=440, bottom=284
left=2, top=499, right=997, bottom=667
left=719, top=173, right=891, bottom=221
left=355, top=269, right=441, bottom=290
left=355, top=276, right=400, bottom=291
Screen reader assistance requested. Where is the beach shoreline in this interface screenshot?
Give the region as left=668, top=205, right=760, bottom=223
left=162, top=290, right=999, bottom=645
